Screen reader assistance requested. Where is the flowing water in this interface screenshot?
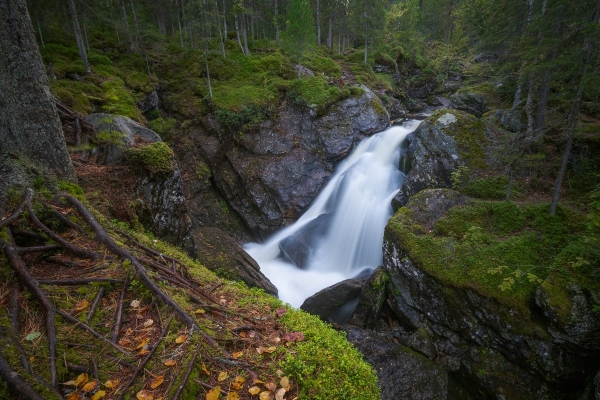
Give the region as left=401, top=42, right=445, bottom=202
left=244, top=120, right=422, bottom=308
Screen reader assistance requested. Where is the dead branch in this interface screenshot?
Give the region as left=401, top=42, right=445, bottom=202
left=41, top=200, right=87, bottom=236
left=16, top=245, right=62, bottom=253
left=115, top=316, right=173, bottom=400
left=0, top=351, right=45, bottom=400
left=111, top=274, right=129, bottom=344
left=1, top=237, right=58, bottom=388
left=86, top=287, right=104, bottom=325
left=55, top=309, right=129, bottom=356
left=171, top=341, right=203, bottom=400
left=38, top=278, right=124, bottom=285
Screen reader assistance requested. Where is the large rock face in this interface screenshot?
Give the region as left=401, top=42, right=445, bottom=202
left=380, top=189, right=600, bottom=399
left=190, top=86, right=389, bottom=238
left=393, top=110, right=489, bottom=209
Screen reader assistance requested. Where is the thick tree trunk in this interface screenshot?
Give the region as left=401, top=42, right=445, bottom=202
left=0, top=0, right=76, bottom=214
left=67, top=0, right=90, bottom=73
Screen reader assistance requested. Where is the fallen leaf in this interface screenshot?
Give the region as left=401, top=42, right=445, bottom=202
left=194, top=308, right=206, bottom=314
left=62, top=380, right=78, bottom=386
left=248, top=330, right=256, bottom=338
left=136, top=389, right=154, bottom=400
left=218, top=371, right=228, bottom=382
left=232, top=351, right=243, bottom=359
left=74, top=299, right=89, bottom=312
left=136, top=338, right=149, bottom=350
left=119, top=338, right=132, bottom=347
left=150, top=375, right=165, bottom=389
left=248, top=386, right=261, bottom=395
left=275, top=370, right=283, bottom=377
left=265, top=382, right=277, bottom=392
left=138, top=348, right=150, bottom=356
left=175, top=334, right=187, bottom=344
left=239, top=331, right=246, bottom=338
left=276, top=308, right=287, bottom=318
left=283, top=332, right=304, bottom=342
left=104, top=379, right=117, bottom=389
left=275, top=388, right=286, bottom=400
left=164, top=360, right=176, bottom=367
left=259, top=391, right=272, bottom=400
left=91, top=390, right=106, bottom=400
left=280, top=377, right=290, bottom=390
left=74, top=373, right=89, bottom=387
left=264, top=346, right=276, bottom=353
left=82, top=380, right=98, bottom=392
left=25, top=331, right=41, bottom=341
left=142, top=319, right=154, bottom=328
left=66, top=392, right=80, bottom=400
left=29, top=356, right=35, bottom=362
left=231, top=376, right=245, bottom=390
left=202, top=363, right=210, bottom=375
left=226, top=392, right=240, bottom=400
left=206, top=386, right=220, bottom=400
left=253, top=379, right=265, bottom=385
left=130, top=300, right=141, bottom=308
left=256, top=347, right=265, bottom=354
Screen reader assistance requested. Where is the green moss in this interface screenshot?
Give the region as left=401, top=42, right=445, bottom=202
left=125, top=142, right=175, bottom=176
left=100, top=78, right=140, bottom=120
left=280, top=310, right=380, bottom=400
left=304, top=53, right=342, bottom=77
left=58, top=181, right=84, bottom=198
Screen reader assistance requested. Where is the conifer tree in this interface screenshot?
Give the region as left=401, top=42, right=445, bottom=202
left=282, top=0, right=315, bottom=77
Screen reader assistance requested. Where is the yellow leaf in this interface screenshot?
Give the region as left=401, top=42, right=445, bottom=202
left=253, top=379, right=265, bottom=385
left=82, top=380, right=98, bottom=392
left=206, top=386, right=221, bottom=400
left=280, top=377, right=290, bottom=390
left=136, top=338, right=149, bottom=350
left=104, top=379, right=118, bottom=389
left=74, top=299, right=89, bottom=312
left=66, top=392, right=80, bottom=400
left=74, top=373, right=88, bottom=387
left=232, top=351, right=243, bottom=359
left=226, top=392, right=240, bottom=400
left=248, top=386, right=261, bottom=395
left=202, top=363, right=210, bottom=375
left=175, top=334, right=187, bottom=344
left=264, top=347, right=276, bottom=353
left=259, top=391, right=272, bottom=400
left=62, top=380, right=77, bottom=386
left=164, top=360, right=176, bottom=367
left=136, top=389, right=154, bottom=400
left=150, top=375, right=165, bottom=389
left=138, top=348, right=150, bottom=356
left=119, top=337, right=132, bottom=347
left=265, top=382, right=277, bottom=392
left=231, top=376, right=245, bottom=390
left=92, top=390, right=106, bottom=400
left=218, top=371, right=228, bottom=382
left=194, top=309, right=206, bottom=314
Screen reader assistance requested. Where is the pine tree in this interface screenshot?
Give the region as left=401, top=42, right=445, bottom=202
left=282, top=0, right=315, bottom=77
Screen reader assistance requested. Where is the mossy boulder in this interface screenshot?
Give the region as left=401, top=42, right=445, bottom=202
left=393, top=109, right=489, bottom=208
left=450, top=90, right=490, bottom=118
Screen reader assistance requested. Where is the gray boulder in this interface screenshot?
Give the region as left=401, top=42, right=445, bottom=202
left=278, top=212, right=332, bottom=269
left=300, top=277, right=365, bottom=322
left=348, top=266, right=388, bottom=329
left=450, top=91, right=489, bottom=118
left=137, top=90, right=160, bottom=113
left=192, top=227, right=277, bottom=295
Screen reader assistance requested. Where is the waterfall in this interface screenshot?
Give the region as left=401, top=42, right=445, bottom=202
left=244, top=120, right=422, bottom=308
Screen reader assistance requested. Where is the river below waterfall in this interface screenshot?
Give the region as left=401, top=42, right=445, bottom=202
left=244, top=119, right=422, bottom=308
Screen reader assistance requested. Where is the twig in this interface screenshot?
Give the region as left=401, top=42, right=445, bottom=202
left=116, top=316, right=173, bottom=400
left=172, top=342, right=203, bottom=400
left=55, top=309, right=129, bottom=355
left=1, top=238, right=58, bottom=388
left=91, top=356, right=99, bottom=381
left=111, top=274, right=129, bottom=344
left=0, top=189, right=32, bottom=230
left=86, top=287, right=105, bottom=325
left=45, top=255, right=88, bottom=267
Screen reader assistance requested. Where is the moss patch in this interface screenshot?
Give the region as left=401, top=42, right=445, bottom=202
left=125, top=141, right=175, bottom=176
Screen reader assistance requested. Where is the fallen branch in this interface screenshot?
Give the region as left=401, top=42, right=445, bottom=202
left=55, top=309, right=129, bottom=356
left=171, top=342, right=203, bottom=400
left=86, top=287, right=105, bottom=325
left=111, top=274, right=129, bottom=344
left=39, top=278, right=124, bottom=286
left=16, top=245, right=61, bottom=254
left=1, top=237, right=58, bottom=388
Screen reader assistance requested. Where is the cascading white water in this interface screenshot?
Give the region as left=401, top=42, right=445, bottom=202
left=244, top=120, right=422, bottom=308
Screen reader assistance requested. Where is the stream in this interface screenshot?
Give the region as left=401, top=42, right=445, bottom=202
left=244, top=119, right=422, bottom=308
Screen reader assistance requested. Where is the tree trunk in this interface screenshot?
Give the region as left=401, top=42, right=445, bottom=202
left=0, top=0, right=76, bottom=213
left=119, top=0, right=131, bottom=49
left=67, top=0, right=90, bottom=73
left=274, top=0, right=278, bottom=43
left=175, top=0, right=184, bottom=47
left=316, top=0, right=320, bottom=46
left=205, top=44, right=213, bottom=99
left=222, top=0, right=227, bottom=41
left=363, top=22, right=368, bottom=65
left=240, top=12, right=249, bottom=55
left=129, top=0, right=141, bottom=52
left=36, top=16, right=44, bottom=48
left=525, top=77, right=535, bottom=139
left=327, top=15, right=332, bottom=50
left=235, top=14, right=244, bottom=54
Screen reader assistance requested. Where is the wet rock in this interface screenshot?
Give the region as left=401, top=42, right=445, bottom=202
left=373, top=64, right=392, bottom=73
left=394, top=110, right=488, bottom=208
left=300, top=278, right=365, bottom=320
left=450, top=91, right=489, bottom=118
left=278, top=213, right=332, bottom=269
left=192, top=227, right=277, bottom=295
left=348, top=266, right=388, bottom=329
left=381, top=96, right=407, bottom=120
left=201, top=86, right=389, bottom=237
left=84, top=113, right=161, bottom=164
left=345, top=326, right=449, bottom=400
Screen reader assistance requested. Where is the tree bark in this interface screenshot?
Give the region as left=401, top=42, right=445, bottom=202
left=316, top=0, right=321, bottom=46
left=67, top=0, right=90, bottom=73
left=240, top=12, right=249, bottom=55
left=0, top=0, right=76, bottom=214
